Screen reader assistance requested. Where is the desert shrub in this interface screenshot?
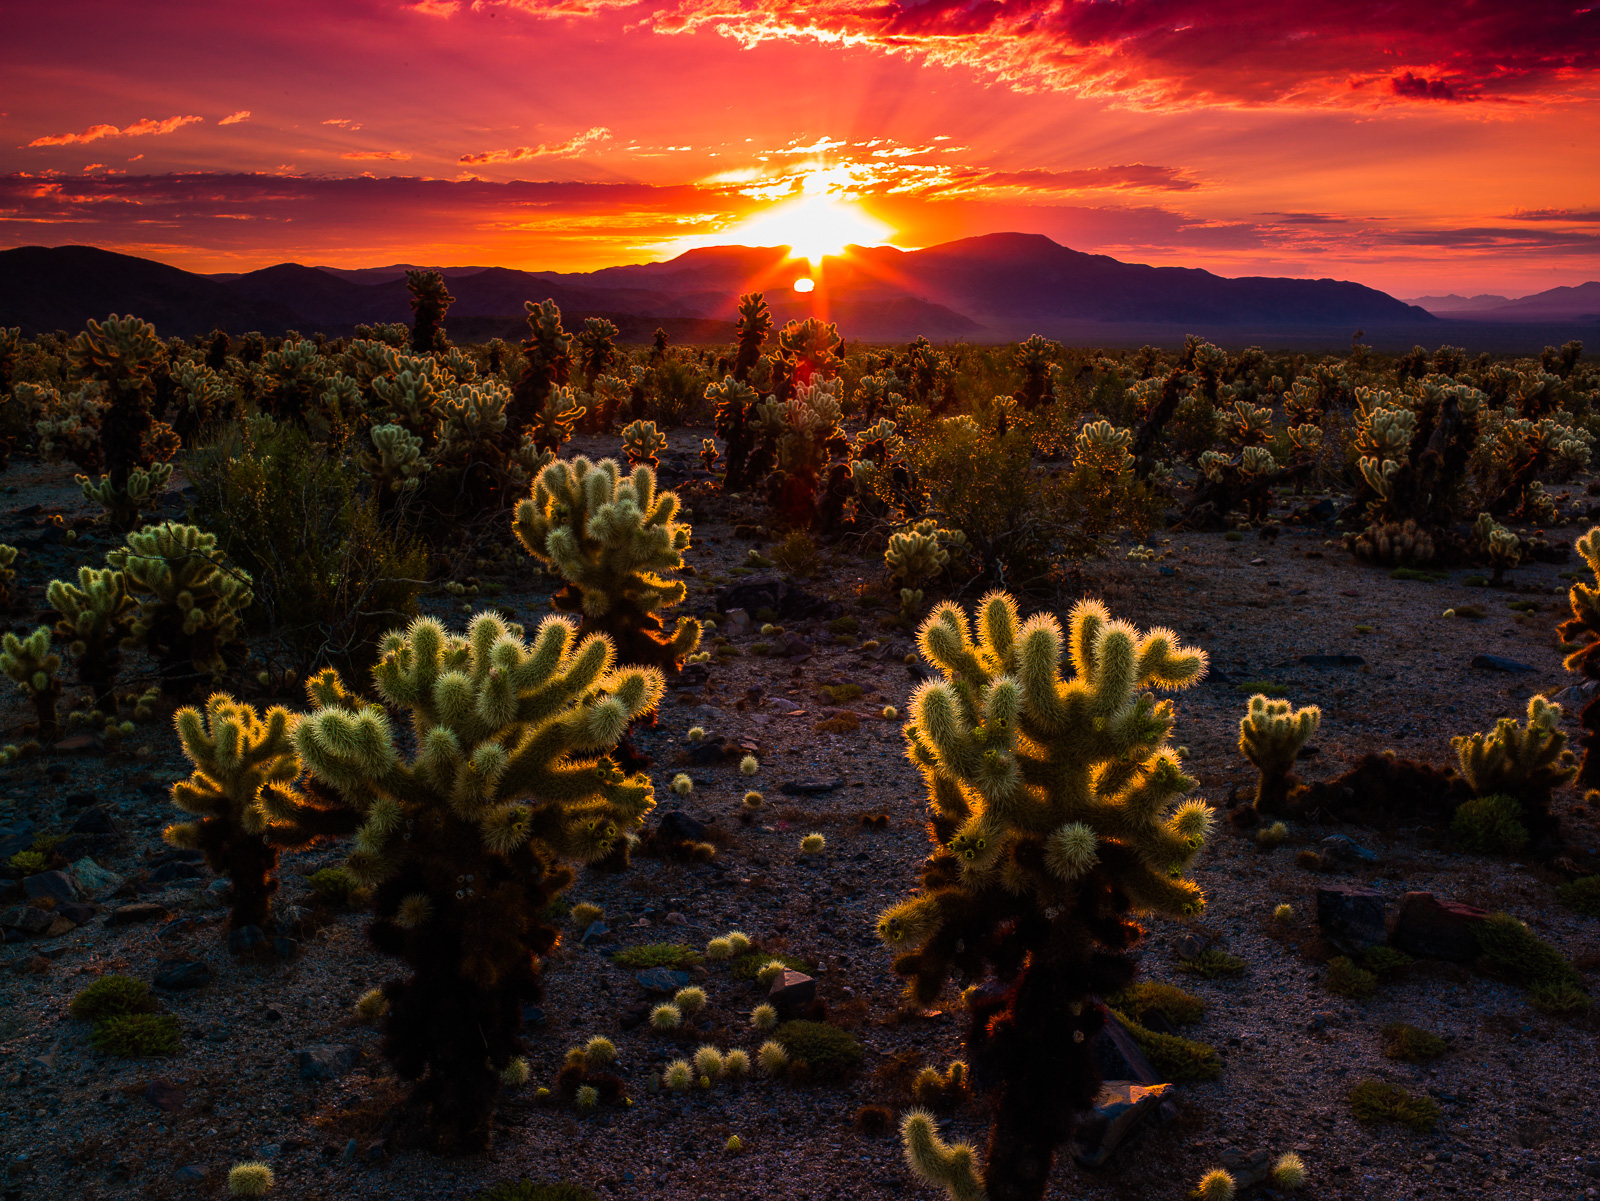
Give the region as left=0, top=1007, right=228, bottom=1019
left=1324, top=956, right=1378, bottom=998
left=773, top=1021, right=863, bottom=1081
left=1108, top=981, right=1206, bottom=1026
left=1450, top=793, right=1529, bottom=854
left=187, top=420, right=427, bottom=676
left=1110, top=1010, right=1221, bottom=1082
left=771, top=531, right=821, bottom=578
left=70, top=974, right=156, bottom=1020
left=612, top=943, right=703, bottom=970
left=1347, top=1079, right=1439, bottom=1131
left=1474, top=912, right=1586, bottom=993
left=308, top=866, right=359, bottom=905
left=729, top=951, right=804, bottom=981
left=1175, top=949, right=1247, bottom=979
left=90, top=1013, right=182, bottom=1056
left=1381, top=1022, right=1447, bottom=1061
left=1557, top=875, right=1600, bottom=917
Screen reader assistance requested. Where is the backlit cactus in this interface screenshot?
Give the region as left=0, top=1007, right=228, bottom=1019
left=406, top=269, right=455, bottom=353
left=48, top=566, right=137, bottom=695
left=880, top=593, right=1210, bottom=1201
left=78, top=462, right=173, bottom=532
left=293, top=612, right=663, bottom=1151
left=165, top=694, right=354, bottom=930
left=513, top=456, right=700, bottom=671
left=620, top=419, right=669, bottom=469
left=108, top=522, right=253, bottom=691
left=1451, top=696, right=1575, bottom=845
left=1557, top=525, right=1600, bottom=788
left=885, top=520, right=952, bottom=591
left=0, top=626, right=62, bottom=739
left=1238, top=694, right=1320, bottom=813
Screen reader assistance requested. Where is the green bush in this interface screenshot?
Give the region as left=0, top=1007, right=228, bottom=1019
left=1450, top=794, right=1530, bottom=855
left=1324, top=957, right=1378, bottom=999
left=773, top=1021, right=862, bottom=1080
left=1528, top=981, right=1591, bottom=1017
left=1108, top=981, right=1206, bottom=1026
left=1362, top=947, right=1414, bottom=978
left=7, top=850, right=47, bottom=874
left=1348, top=1080, right=1439, bottom=1131
left=1474, top=912, right=1586, bottom=992
left=611, top=943, right=702, bottom=970
left=1175, top=949, right=1247, bottom=979
left=1557, top=875, right=1600, bottom=917
left=729, top=951, right=806, bottom=981
left=1381, top=1022, right=1447, bottom=1061
left=820, top=684, right=863, bottom=704
left=90, top=1013, right=182, bottom=1056
left=186, top=420, right=427, bottom=676
left=307, top=866, right=359, bottom=905
left=70, top=974, right=157, bottom=1020
left=471, top=1183, right=598, bottom=1201
left=1111, top=1010, right=1221, bottom=1082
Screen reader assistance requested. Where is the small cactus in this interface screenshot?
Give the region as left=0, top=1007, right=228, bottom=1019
left=740, top=754, right=760, bottom=776
left=751, top=1002, right=778, bottom=1031
left=672, top=773, right=694, bottom=796
left=576, top=1084, right=599, bottom=1109
left=570, top=901, right=605, bottom=928
left=693, top=1044, right=723, bottom=1080
left=664, top=1059, right=692, bottom=1091
left=355, top=989, right=389, bottom=1021
left=674, top=986, right=707, bottom=1014
left=687, top=726, right=706, bottom=742
left=1272, top=1151, right=1306, bottom=1190
left=0, top=626, right=62, bottom=739
left=1197, top=1168, right=1236, bottom=1200
left=743, top=790, right=763, bottom=810
left=723, top=1048, right=750, bottom=1079
left=800, top=832, right=826, bottom=855
left=725, top=1134, right=744, bottom=1153
left=758, top=1039, right=788, bottom=1075
left=1273, top=903, right=1293, bottom=921
left=651, top=1003, right=683, bottom=1030
left=228, top=1162, right=275, bottom=1197
left=584, top=1036, right=617, bottom=1068
left=706, top=936, right=734, bottom=959
left=500, top=1057, right=530, bottom=1086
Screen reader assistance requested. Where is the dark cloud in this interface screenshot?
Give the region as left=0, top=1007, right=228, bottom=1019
left=979, top=164, right=1201, bottom=191
left=1510, top=208, right=1600, bottom=222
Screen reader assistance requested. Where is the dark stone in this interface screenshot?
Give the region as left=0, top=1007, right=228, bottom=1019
left=1316, top=886, right=1388, bottom=954
left=142, top=1079, right=187, bottom=1112
left=227, top=925, right=267, bottom=956
left=683, top=736, right=737, bottom=766
left=105, top=902, right=170, bottom=927
left=779, top=779, right=844, bottom=797
left=56, top=902, right=96, bottom=926
left=1470, top=654, right=1536, bottom=673
left=23, top=871, right=79, bottom=906
left=172, top=1164, right=208, bottom=1183
left=148, top=860, right=204, bottom=884
left=617, top=1001, right=651, bottom=1031
left=157, top=917, right=196, bottom=941
left=1091, top=1007, right=1164, bottom=1087
left=1319, top=835, right=1378, bottom=863
left=768, top=969, right=816, bottom=1013
left=1391, top=892, right=1488, bottom=962
left=636, top=968, right=691, bottom=993
left=55, top=833, right=117, bottom=860
left=0, top=905, right=55, bottom=935
left=154, top=958, right=213, bottom=990
left=1299, top=654, right=1366, bottom=668
left=580, top=921, right=612, bottom=946
left=1071, top=1080, right=1174, bottom=1168
left=363, top=1139, right=387, bottom=1164
left=774, top=633, right=812, bottom=660
left=296, top=1044, right=358, bottom=1081
left=69, top=807, right=120, bottom=836
left=1221, top=1148, right=1272, bottom=1188
left=715, top=576, right=841, bottom=622
left=521, top=1004, right=546, bottom=1027
left=654, top=811, right=709, bottom=843
left=0, top=821, right=35, bottom=860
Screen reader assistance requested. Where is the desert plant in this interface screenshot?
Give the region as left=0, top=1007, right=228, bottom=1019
left=108, top=522, right=253, bottom=691
left=879, top=593, right=1211, bottom=1201
left=773, top=1020, right=863, bottom=1081
left=0, top=626, right=62, bottom=739
left=228, top=1162, right=275, bottom=1197
left=78, top=462, right=173, bottom=532
left=1238, top=694, right=1320, bottom=814
left=710, top=376, right=762, bottom=492
left=292, top=612, right=663, bottom=1151
left=1557, top=525, right=1600, bottom=789
left=70, top=974, right=158, bottom=1020
left=1381, top=1022, right=1447, bottom=1061
left=513, top=456, right=700, bottom=671
left=1450, top=793, right=1530, bottom=854
left=1557, top=875, right=1600, bottom=917
left=91, top=1013, right=182, bottom=1056
left=407, top=270, right=455, bottom=353
left=163, top=694, right=357, bottom=930
left=509, top=299, right=573, bottom=438
left=620, top=419, right=668, bottom=469
left=1347, top=1079, right=1439, bottom=1131
left=1451, top=696, right=1576, bottom=845
left=47, top=566, right=137, bottom=698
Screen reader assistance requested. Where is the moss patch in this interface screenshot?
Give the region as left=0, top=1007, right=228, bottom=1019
left=611, top=943, right=703, bottom=970
left=70, top=974, right=157, bottom=1021
left=774, top=1021, right=863, bottom=1081
left=91, top=1013, right=182, bottom=1056
left=1109, top=981, right=1206, bottom=1026
left=1348, top=1079, right=1439, bottom=1131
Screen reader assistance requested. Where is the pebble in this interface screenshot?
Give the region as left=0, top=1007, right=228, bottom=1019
left=636, top=968, right=691, bottom=993
left=779, top=779, right=844, bottom=796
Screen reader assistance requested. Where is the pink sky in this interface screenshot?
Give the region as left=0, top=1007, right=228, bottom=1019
left=2, top=0, right=1597, bottom=295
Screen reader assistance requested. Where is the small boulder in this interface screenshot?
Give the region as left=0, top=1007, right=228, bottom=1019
left=70, top=857, right=123, bottom=895
left=1470, top=654, right=1536, bottom=673
left=23, top=870, right=79, bottom=907
left=105, top=902, right=170, bottom=927
left=154, top=959, right=213, bottom=990
left=172, top=1165, right=209, bottom=1184
left=1220, top=1148, right=1272, bottom=1188
left=69, top=806, right=121, bottom=836
left=768, top=970, right=816, bottom=1013
left=1072, top=1081, right=1173, bottom=1168
left=296, top=1044, right=358, bottom=1082
left=1315, top=886, right=1388, bottom=955
left=142, top=1079, right=187, bottom=1112
left=0, top=821, right=35, bottom=859
left=1319, top=835, right=1378, bottom=864
left=580, top=921, right=612, bottom=946
left=636, top=968, right=691, bottom=993
left=0, top=905, right=56, bottom=936
left=148, top=860, right=204, bottom=884
left=779, top=779, right=844, bottom=797
left=654, top=811, right=709, bottom=844
left=227, top=925, right=267, bottom=956
left=1391, top=892, right=1487, bottom=962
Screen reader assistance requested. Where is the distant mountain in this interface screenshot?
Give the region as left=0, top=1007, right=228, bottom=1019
left=0, top=235, right=1432, bottom=341
left=1403, top=292, right=1514, bottom=313
left=1442, top=281, right=1600, bottom=323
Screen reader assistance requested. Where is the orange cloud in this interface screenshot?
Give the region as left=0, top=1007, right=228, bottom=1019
left=28, top=114, right=203, bottom=147
left=219, top=110, right=253, bottom=125
left=340, top=150, right=412, bottom=160
left=459, top=126, right=612, bottom=164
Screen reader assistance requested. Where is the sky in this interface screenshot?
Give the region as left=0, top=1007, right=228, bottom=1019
left=2, top=0, right=1598, bottom=296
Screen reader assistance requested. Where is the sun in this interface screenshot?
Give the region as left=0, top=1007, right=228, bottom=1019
left=723, top=191, right=893, bottom=267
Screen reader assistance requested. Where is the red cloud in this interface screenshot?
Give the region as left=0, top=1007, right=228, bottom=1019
left=459, top=126, right=612, bottom=165
left=481, top=0, right=1600, bottom=107
left=28, top=114, right=203, bottom=147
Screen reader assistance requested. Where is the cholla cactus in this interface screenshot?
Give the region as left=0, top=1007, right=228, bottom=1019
left=880, top=594, right=1210, bottom=1201
left=1013, top=335, right=1058, bottom=409
left=48, top=566, right=137, bottom=694
left=1350, top=519, right=1435, bottom=568
left=0, top=545, right=16, bottom=610
left=530, top=384, right=585, bottom=454
left=886, top=520, right=964, bottom=591
left=165, top=694, right=354, bottom=930
left=1239, top=694, right=1321, bottom=813
left=732, top=292, right=772, bottom=383
left=1225, top=400, right=1274, bottom=447
left=362, top=424, right=429, bottom=506
left=0, top=626, right=62, bottom=739
left=513, top=457, right=700, bottom=671
left=370, top=354, right=446, bottom=438
left=406, top=269, right=455, bottom=353
left=755, top=376, right=846, bottom=528
left=434, top=378, right=534, bottom=508
left=78, top=462, right=173, bottom=532
left=1239, top=445, right=1277, bottom=477
left=34, top=382, right=108, bottom=471
left=1471, top=512, right=1521, bottom=582
left=261, top=338, right=326, bottom=424
left=709, top=376, right=762, bottom=491
left=108, top=522, right=253, bottom=690
left=620, top=419, right=669, bottom=469
left=293, top=612, right=663, bottom=1151
left=511, top=299, right=573, bottom=437
left=1451, top=696, right=1575, bottom=844
left=1557, top=526, right=1600, bottom=787
left=1357, top=402, right=1416, bottom=461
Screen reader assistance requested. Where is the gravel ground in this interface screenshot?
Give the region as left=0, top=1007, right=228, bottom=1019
left=1, top=439, right=1598, bottom=1201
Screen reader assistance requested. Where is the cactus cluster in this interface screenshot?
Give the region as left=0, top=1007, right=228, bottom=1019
left=1238, top=694, right=1321, bottom=813
left=880, top=593, right=1210, bottom=1201
left=293, top=612, right=663, bottom=1150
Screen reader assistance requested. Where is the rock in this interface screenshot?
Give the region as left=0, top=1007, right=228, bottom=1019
left=363, top=1139, right=387, bottom=1164
left=1319, top=835, right=1378, bottom=864
left=654, top=811, right=709, bottom=844
left=51, top=732, right=104, bottom=753
left=43, top=914, right=75, bottom=937
left=105, top=902, right=170, bottom=927
left=158, top=917, right=196, bottom=941
left=1470, top=654, right=1536, bottom=673
left=0, top=821, right=36, bottom=859
left=1299, top=654, right=1366, bottom=668
left=227, top=925, right=267, bottom=956
left=55, top=833, right=116, bottom=861
left=1316, top=886, right=1388, bottom=955
left=1221, top=1148, right=1272, bottom=1188
left=636, top=968, right=691, bottom=993
left=521, top=1003, right=546, bottom=1027
left=779, top=779, right=844, bottom=797
left=580, top=921, right=611, bottom=946
left=23, top=871, right=79, bottom=907
left=723, top=608, right=753, bottom=634
left=664, top=912, right=687, bottom=926
left=70, top=857, right=123, bottom=894
left=768, top=970, right=816, bottom=1013
left=715, top=577, right=839, bottom=622
left=0, top=906, right=56, bottom=935
left=148, top=860, right=204, bottom=884
left=154, top=958, right=213, bottom=990
left=684, top=736, right=737, bottom=766
left=296, top=1044, right=358, bottom=1081
left=1391, top=892, right=1488, bottom=962
left=142, top=1079, right=187, bottom=1112
left=69, top=807, right=121, bottom=836
left=1174, top=932, right=1211, bottom=961
left=765, top=697, right=803, bottom=713
left=1306, top=1010, right=1339, bottom=1031
left=56, top=903, right=96, bottom=926
left=340, top=1139, right=360, bottom=1164
left=172, top=1164, right=209, bottom=1183
left=1072, top=1080, right=1173, bottom=1168
left=774, top=634, right=812, bottom=660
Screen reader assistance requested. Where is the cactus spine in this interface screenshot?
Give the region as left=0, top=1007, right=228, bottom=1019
left=881, top=593, right=1211, bottom=1201
left=293, top=612, right=662, bottom=1151
left=512, top=457, right=701, bottom=671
